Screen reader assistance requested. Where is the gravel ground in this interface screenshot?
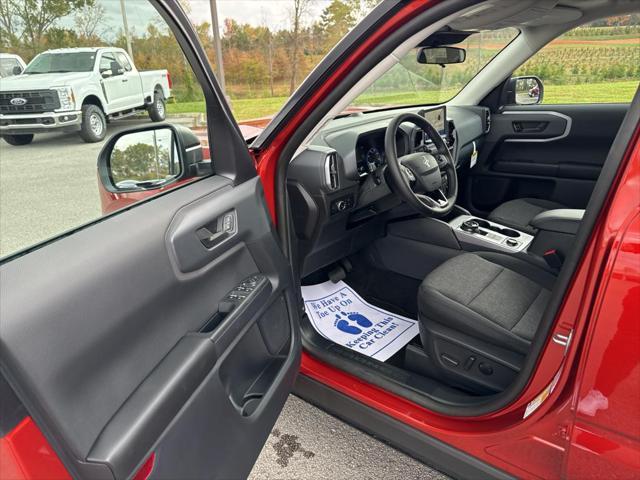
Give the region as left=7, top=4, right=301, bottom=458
left=1, top=119, right=449, bottom=479
left=250, top=395, right=449, bottom=480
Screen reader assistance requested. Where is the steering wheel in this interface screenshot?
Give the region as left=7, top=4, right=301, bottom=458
left=385, top=112, right=458, bottom=217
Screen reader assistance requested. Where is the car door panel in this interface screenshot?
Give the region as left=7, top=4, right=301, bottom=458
left=0, top=175, right=300, bottom=479
left=467, top=103, right=628, bottom=214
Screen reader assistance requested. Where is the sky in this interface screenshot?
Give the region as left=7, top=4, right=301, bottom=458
left=99, top=0, right=334, bottom=39
left=187, top=0, right=332, bottom=30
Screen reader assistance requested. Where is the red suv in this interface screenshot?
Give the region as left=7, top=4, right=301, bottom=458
left=2, top=1, right=639, bottom=479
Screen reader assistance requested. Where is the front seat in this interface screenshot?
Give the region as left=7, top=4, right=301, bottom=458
left=418, top=251, right=556, bottom=393
left=488, top=198, right=566, bottom=234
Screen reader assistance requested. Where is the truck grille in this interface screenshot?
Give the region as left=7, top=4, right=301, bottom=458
left=0, top=90, right=60, bottom=114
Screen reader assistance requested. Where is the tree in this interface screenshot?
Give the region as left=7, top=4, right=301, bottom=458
left=73, top=2, right=106, bottom=41
left=44, top=27, right=79, bottom=49
left=0, top=0, right=94, bottom=54
left=111, top=142, right=171, bottom=183
left=288, top=0, right=312, bottom=95
left=318, top=0, right=357, bottom=50
left=0, top=0, right=19, bottom=47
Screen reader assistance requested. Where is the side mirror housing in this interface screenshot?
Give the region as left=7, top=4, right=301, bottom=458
left=12, top=65, right=23, bottom=75
left=503, top=75, right=544, bottom=105
left=108, top=61, right=124, bottom=76
left=97, top=124, right=211, bottom=194
left=417, top=46, right=466, bottom=65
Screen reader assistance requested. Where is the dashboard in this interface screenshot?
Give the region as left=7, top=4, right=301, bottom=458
left=287, top=104, right=490, bottom=275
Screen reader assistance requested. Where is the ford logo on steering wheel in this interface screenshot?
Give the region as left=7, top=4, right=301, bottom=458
left=9, top=97, right=27, bottom=106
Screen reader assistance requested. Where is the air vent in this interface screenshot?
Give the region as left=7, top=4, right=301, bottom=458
left=484, top=108, right=491, bottom=133
left=324, top=152, right=339, bottom=191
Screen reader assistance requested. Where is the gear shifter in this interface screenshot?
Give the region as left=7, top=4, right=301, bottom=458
left=461, top=219, right=480, bottom=233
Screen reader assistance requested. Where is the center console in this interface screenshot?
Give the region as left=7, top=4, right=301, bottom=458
left=449, top=215, right=534, bottom=253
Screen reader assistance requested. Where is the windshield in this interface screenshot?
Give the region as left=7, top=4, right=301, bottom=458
left=349, top=28, right=519, bottom=111
left=24, top=52, right=96, bottom=74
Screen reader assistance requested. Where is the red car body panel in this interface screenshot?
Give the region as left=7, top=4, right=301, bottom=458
left=0, top=417, right=70, bottom=480
left=3, top=0, right=639, bottom=478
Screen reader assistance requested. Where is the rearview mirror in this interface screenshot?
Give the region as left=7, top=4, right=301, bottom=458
left=12, top=65, right=22, bottom=75
left=417, top=46, right=466, bottom=65
left=98, top=124, right=211, bottom=194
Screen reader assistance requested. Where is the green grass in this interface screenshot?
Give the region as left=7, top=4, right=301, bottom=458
left=543, top=80, right=639, bottom=103
left=168, top=96, right=289, bottom=121
left=166, top=80, right=639, bottom=121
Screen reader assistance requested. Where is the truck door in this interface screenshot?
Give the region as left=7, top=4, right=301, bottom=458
left=115, top=51, right=146, bottom=109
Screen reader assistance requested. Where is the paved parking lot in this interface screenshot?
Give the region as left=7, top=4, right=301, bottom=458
left=0, top=118, right=448, bottom=479
left=0, top=121, right=135, bottom=256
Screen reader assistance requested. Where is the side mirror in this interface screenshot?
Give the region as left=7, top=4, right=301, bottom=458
left=417, top=46, right=466, bottom=65
left=12, top=65, right=23, bottom=75
left=97, top=124, right=211, bottom=194
left=101, top=69, right=113, bottom=78
left=504, top=75, right=544, bottom=105
left=110, top=61, right=123, bottom=76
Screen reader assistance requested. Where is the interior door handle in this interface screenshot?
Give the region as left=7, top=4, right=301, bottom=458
left=196, top=211, right=236, bottom=249
left=512, top=121, right=548, bottom=133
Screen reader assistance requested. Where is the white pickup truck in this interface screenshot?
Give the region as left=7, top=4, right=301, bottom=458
left=0, top=47, right=171, bottom=145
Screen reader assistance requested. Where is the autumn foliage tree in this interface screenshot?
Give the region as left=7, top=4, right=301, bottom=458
left=0, top=0, right=368, bottom=102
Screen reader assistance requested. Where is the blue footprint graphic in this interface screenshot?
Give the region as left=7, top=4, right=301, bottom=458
left=336, top=319, right=362, bottom=334
left=334, top=311, right=373, bottom=335
left=345, top=312, right=373, bottom=328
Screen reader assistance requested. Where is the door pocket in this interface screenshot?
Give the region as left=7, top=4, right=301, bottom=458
left=219, top=295, right=291, bottom=417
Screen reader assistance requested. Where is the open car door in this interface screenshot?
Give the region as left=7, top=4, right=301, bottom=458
left=0, top=1, right=300, bottom=479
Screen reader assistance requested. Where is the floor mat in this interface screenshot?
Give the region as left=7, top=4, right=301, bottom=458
left=301, top=280, right=419, bottom=362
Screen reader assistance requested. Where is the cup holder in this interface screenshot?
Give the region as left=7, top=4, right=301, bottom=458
left=470, top=218, right=520, bottom=238
left=474, top=219, right=491, bottom=229
left=501, top=228, right=520, bottom=238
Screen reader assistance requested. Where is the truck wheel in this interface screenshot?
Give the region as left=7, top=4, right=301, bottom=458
left=2, top=134, right=34, bottom=146
left=148, top=92, right=166, bottom=122
left=79, top=104, right=107, bottom=143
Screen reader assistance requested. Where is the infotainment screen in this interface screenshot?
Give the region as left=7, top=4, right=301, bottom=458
left=421, top=106, right=447, bottom=136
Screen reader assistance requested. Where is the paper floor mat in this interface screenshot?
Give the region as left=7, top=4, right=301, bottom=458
left=301, top=280, right=419, bottom=362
